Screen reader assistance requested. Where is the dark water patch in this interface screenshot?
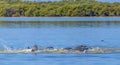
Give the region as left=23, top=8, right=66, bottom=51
left=0, top=21, right=120, bottom=28
left=79, top=54, right=120, bottom=59
left=0, top=54, right=120, bottom=65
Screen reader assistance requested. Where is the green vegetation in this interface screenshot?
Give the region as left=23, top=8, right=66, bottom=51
left=0, top=0, right=120, bottom=17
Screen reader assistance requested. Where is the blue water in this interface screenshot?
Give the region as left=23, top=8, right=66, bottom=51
left=0, top=54, right=120, bottom=65
left=0, top=18, right=120, bottom=65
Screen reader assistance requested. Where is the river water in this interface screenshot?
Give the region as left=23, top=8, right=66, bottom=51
left=0, top=17, right=120, bottom=65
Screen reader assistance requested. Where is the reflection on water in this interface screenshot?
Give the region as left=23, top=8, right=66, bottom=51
left=0, top=21, right=120, bottom=28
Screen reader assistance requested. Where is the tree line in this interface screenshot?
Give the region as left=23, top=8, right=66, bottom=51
left=0, top=0, right=120, bottom=17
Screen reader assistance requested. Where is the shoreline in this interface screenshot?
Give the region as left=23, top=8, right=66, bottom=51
left=0, top=17, right=120, bottom=21
left=1, top=16, right=120, bottom=18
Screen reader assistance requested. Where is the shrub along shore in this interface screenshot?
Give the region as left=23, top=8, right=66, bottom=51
left=0, top=0, right=120, bottom=17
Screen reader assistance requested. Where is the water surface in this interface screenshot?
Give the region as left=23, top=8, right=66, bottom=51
left=0, top=17, right=120, bottom=65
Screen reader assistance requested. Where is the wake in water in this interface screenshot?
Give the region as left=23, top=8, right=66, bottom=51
left=0, top=39, right=120, bottom=54
left=0, top=44, right=120, bottom=54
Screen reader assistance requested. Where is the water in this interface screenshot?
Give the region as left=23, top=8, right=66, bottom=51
left=0, top=17, right=120, bottom=21
left=0, top=54, right=120, bottom=65
left=0, top=17, right=120, bottom=65
left=0, top=39, right=12, bottom=51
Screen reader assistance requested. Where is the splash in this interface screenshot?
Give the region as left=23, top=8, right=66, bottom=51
left=0, top=39, right=12, bottom=51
